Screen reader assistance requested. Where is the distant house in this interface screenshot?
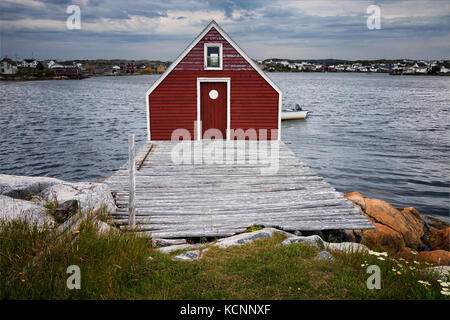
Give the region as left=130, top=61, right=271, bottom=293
left=92, top=68, right=105, bottom=74
left=144, top=66, right=155, bottom=72
left=20, top=59, right=38, bottom=68
left=52, top=65, right=81, bottom=77
left=301, top=63, right=315, bottom=71
left=440, top=66, right=450, bottom=73
left=0, top=58, right=18, bottom=74
left=314, top=64, right=323, bottom=71
left=156, top=64, right=166, bottom=73
left=120, top=62, right=136, bottom=73
left=48, top=60, right=64, bottom=69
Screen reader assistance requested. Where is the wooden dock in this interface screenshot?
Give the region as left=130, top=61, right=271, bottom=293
left=104, top=140, right=373, bottom=238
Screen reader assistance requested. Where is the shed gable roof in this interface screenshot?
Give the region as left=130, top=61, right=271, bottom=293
left=146, top=20, right=282, bottom=97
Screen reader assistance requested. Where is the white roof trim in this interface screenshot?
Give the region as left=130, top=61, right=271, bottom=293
left=145, top=20, right=282, bottom=97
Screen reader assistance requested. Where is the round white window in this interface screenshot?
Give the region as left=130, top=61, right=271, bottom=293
left=209, top=89, right=219, bottom=99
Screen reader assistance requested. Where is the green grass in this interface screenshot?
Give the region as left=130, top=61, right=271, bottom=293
left=0, top=219, right=448, bottom=300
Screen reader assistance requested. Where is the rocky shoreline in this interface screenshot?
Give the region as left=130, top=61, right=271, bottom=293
left=0, top=174, right=115, bottom=232
left=343, top=192, right=449, bottom=265
left=0, top=174, right=448, bottom=266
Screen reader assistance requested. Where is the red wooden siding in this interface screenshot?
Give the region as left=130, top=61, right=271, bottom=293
left=149, top=27, right=279, bottom=140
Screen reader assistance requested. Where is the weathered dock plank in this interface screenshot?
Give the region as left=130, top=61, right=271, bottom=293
left=104, top=141, right=373, bottom=238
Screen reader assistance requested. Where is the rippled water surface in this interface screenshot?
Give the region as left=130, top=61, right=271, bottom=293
left=0, top=73, right=449, bottom=219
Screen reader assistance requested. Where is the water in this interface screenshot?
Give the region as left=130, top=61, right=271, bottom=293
left=0, top=73, right=449, bottom=219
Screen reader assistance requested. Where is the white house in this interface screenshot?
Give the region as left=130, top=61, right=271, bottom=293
left=440, top=66, right=450, bottom=73
left=20, top=59, right=38, bottom=68
left=0, top=58, right=18, bottom=74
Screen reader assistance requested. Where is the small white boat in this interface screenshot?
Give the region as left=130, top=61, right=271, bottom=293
left=281, top=110, right=309, bottom=120
left=281, top=104, right=309, bottom=120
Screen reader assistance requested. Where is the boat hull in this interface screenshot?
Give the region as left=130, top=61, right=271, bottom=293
left=281, top=111, right=309, bottom=120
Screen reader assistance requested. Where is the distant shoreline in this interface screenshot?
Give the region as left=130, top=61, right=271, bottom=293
left=0, top=72, right=159, bottom=82
left=2, top=71, right=449, bottom=83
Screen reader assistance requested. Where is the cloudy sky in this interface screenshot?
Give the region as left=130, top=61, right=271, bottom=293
left=1, top=0, right=449, bottom=61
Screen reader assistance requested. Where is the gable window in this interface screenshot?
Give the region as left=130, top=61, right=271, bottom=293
left=204, top=43, right=223, bottom=70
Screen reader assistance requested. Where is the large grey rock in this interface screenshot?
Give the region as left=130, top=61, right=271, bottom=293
left=152, top=238, right=187, bottom=247
left=0, top=174, right=63, bottom=199
left=280, top=235, right=325, bottom=250
left=317, top=251, right=334, bottom=260
left=0, top=195, right=55, bottom=228
left=40, top=182, right=116, bottom=214
left=325, top=242, right=369, bottom=253
left=172, top=250, right=201, bottom=261
left=214, top=227, right=295, bottom=248
left=53, top=200, right=79, bottom=223
left=158, top=243, right=205, bottom=254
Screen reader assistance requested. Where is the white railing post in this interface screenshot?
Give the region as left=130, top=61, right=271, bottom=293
left=128, top=133, right=136, bottom=229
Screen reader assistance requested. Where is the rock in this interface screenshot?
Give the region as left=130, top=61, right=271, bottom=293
left=40, top=182, right=116, bottom=214
left=152, top=238, right=187, bottom=247
left=316, top=251, right=334, bottom=260
left=344, top=192, right=367, bottom=210
left=280, top=235, right=325, bottom=250
left=53, top=200, right=79, bottom=223
left=200, top=248, right=209, bottom=258
left=157, top=243, right=205, bottom=254
left=147, top=256, right=154, bottom=261
left=172, top=250, right=201, bottom=261
left=326, top=242, right=369, bottom=252
left=95, top=221, right=112, bottom=235
left=399, top=207, right=426, bottom=248
left=417, top=250, right=450, bottom=266
left=0, top=174, right=63, bottom=199
left=0, top=195, right=55, bottom=228
left=397, top=247, right=415, bottom=260
left=424, top=215, right=449, bottom=230
left=345, top=192, right=426, bottom=251
left=360, top=222, right=406, bottom=252
left=424, top=227, right=449, bottom=251
left=294, top=230, right=302, bottom=236
left=214, top=227, right=295, bottom=248
left=365, top=201, right=424, bottom=250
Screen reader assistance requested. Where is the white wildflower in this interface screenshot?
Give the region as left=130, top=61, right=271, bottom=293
left=368, top=250, right=388, bottom=257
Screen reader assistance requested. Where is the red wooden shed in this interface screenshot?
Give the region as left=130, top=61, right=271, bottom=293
left=146, top=20, right=282, bottom=140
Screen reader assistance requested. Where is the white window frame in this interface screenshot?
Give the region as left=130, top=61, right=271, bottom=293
left=204, top=43, right=223, bottom=70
